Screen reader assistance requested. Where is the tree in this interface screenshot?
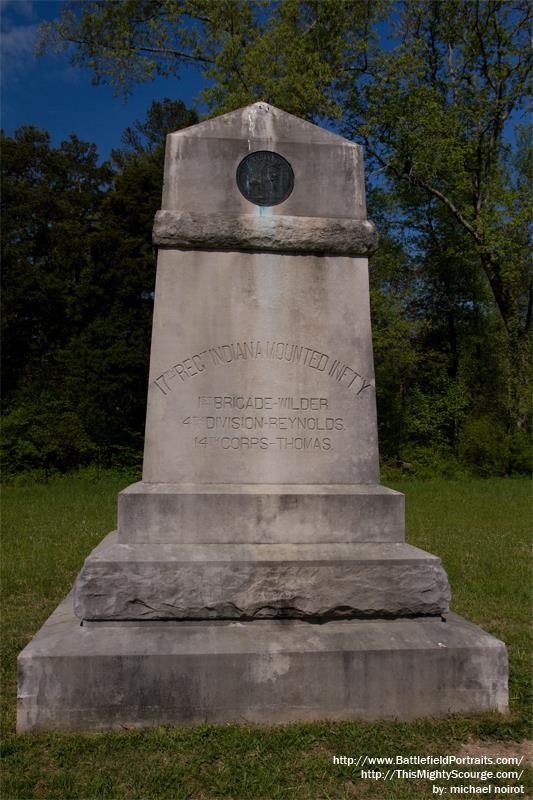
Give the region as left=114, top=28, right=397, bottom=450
left=115, top=96, right=198, bottom=162
left=345, top=1, right=532, bottom=431
left=60, top=98, right=199, bottom=458
left=38, top=1, right=532, bottom=433
left=32, top=3, right=532, bottom=473
left=1, top=127, right=112, bottom=472
left=1, top=100, right=198, bottom=473
left=37, top=1, right=375, bottom=116
left=1, top=126, right=111, bottom=406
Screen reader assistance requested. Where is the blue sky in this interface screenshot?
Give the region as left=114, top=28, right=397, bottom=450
left=2, top=1, right=523, bottom=165
left=1, top=0, right=208, bottom=161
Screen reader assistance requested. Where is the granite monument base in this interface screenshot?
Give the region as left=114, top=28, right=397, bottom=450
left=117, top=483, right=405, bottom=544
left=17, top=594, right=508, bottom=732
left=73, top=532, right=451, bottom=620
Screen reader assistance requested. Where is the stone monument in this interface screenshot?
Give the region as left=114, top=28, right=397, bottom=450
left=18, top=103, right=508, bottom=731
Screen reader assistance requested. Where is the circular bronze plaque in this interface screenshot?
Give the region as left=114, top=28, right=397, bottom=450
left=236, top=150, right=294, bottom=206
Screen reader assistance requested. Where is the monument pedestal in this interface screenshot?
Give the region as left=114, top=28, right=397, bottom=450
left=117, top=482, right=405, bottom=544
left=73, top=533, right=451, bottom=621
left=18, top=103, right=508, bottom=730
left=73, top=481, right=450, bottom=621
left=18, top=597, right=507, bottom=731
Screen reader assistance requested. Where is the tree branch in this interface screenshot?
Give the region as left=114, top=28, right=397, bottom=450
left=364, top=142, right=483, bottom=245
left=67, top=37, right=215, bottom=65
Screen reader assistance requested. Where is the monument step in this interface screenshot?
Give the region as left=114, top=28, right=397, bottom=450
left=73, top=532, right=450, bottom=621
left=118, top=481, right=405, bottom=543
left=17, top=595, right=508, bottom=731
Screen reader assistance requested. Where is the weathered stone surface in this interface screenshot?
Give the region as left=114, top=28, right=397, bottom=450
left=153, top=210, right=378, bottom=255
left=118, top=482, right=405, bottom=543
left=17, top=595, right=508, bottom=731
left=142, top=108, right=379, bottom=486
left=161, top=102, right=368, bottom=220
left=143, top=249, right=379, bottom=484
left=73, top=532, right=450, bottom=621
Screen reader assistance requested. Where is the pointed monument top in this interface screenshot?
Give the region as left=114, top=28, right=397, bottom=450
left=162, top=101, right=367, bottom=220
left=169, top=102, right=354, bottom=148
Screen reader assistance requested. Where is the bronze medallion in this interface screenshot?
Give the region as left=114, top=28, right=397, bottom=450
left=236, top=150, right=294, bottom=206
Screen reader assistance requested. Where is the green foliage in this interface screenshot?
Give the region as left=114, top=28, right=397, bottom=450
left=367, top=185, right=529, bottom=476
left=4, top=98, right=529, bottom=475
left=5, top=3, right=530, bottom=475
left=346, top=0, right=532, bottom=431
left=1, top=126, right=112, bottom=400
left=1, top=395, right=96, bottom=476
left=1, top=101, right=198, bottom=474
left=115, top=96, right=198, bottom=160
left=37, top=1, right=375, bottom=118
left=404, top=380, right=470, bottom=449
left=458, top=416, right=532, bottom=477
left=37, top=0, right=531, bottom=433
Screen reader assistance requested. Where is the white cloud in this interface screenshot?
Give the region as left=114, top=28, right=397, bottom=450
left=0, top=0, right=38, bottom=75
left=0, top=1, right=35, bottom=21
left=0, top=22, right=39, bottom=78
left=1, top=21, right=38, bottom=54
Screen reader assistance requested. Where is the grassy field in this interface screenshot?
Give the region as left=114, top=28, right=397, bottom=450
left=1, top=472, right=531, bottom=799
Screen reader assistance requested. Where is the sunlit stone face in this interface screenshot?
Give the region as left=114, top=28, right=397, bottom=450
left=143, top=249, right=379, bottom=484
left=143, top=103, right=379, bottom=485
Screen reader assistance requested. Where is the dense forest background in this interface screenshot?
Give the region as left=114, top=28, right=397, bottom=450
left=2, top=0, right=531, bottom=478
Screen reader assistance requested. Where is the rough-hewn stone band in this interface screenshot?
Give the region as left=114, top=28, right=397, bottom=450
left=153, top=210, right=378, bottom=255
left=73, top=534, right=451, bottom=621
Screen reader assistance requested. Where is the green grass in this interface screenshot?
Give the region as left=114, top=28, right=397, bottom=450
left=1, top=472, right=531, bottom=799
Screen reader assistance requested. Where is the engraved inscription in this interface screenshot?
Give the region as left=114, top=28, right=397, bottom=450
left=183, top=393, right=342, bottom=454
left=184, top=416, right=344, bottom=431
left=194, top=436, right=332, bottom=451
left=154, top=340, right=373, bottom=398
left=198, top=396, right=329, bottom=410
left=236, top=151, right=294, bottom=207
